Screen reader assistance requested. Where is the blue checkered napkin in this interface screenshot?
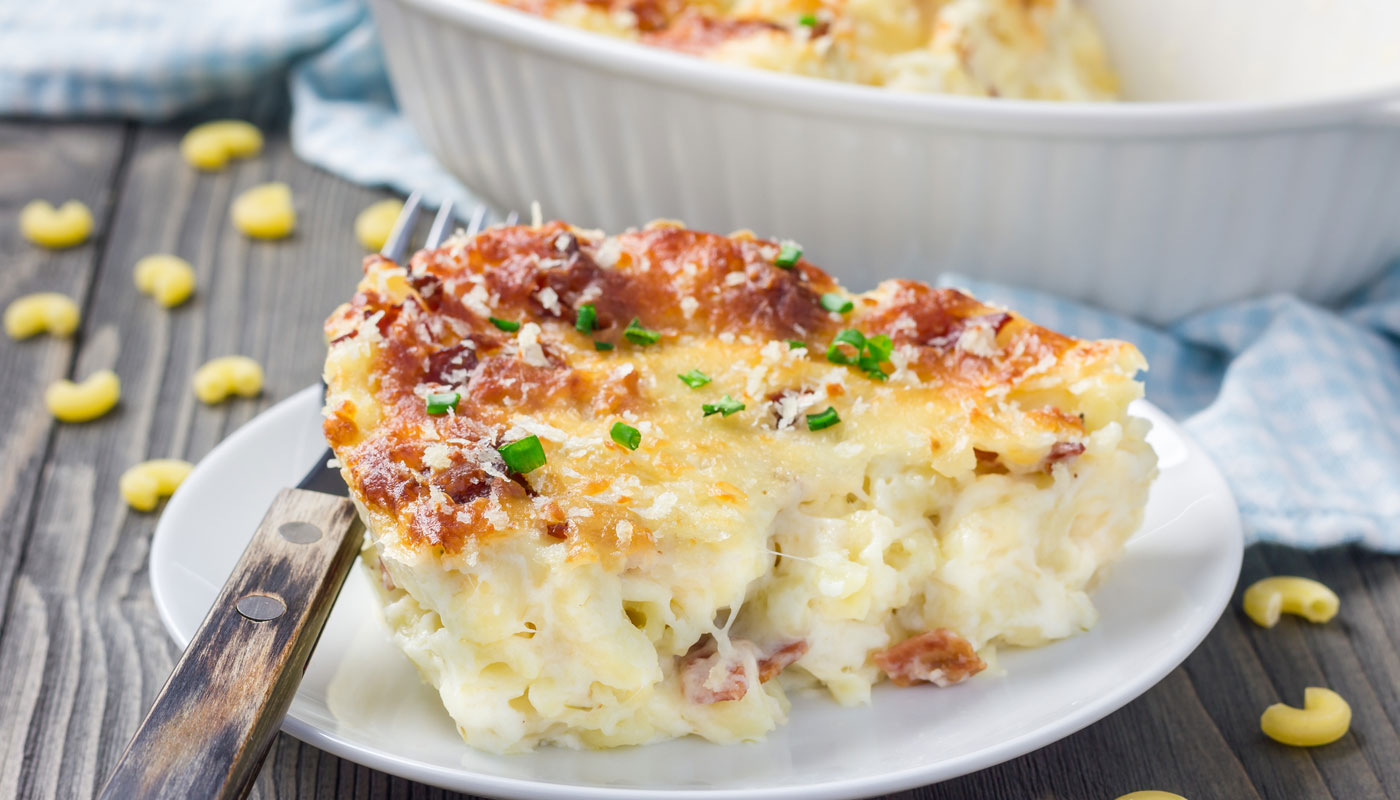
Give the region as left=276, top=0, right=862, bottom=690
left=3, top=0, right=1397, bottom=550
left=948, top=268, right=1400, bottom=551
left=0, top=0, right=363, bottom=119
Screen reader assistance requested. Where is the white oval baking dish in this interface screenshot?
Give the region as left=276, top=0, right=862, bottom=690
left=369, top=0, right=1400, bottom=322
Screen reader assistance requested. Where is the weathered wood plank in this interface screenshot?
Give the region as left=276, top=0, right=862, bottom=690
left=0, top=118, right=131, bottom=800
left=0, top=96, right=391, bottom=800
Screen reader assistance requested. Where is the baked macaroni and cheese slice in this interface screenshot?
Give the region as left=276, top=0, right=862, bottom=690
left=322, top=220, right=1157, bottom=753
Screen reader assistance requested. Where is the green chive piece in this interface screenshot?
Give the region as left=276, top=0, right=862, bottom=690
left=859, top=354, right=888, bottom=381
left=833, top=328, right=865, bottom=349
left=594, top=341, right=614, bottom=351
left=678, top=369, right=712, bottom=388
left=425, top=391, right=460, bottom=415
left=624, top=317, right=661, bottom=346
left=798, top=12, right=818, bottom=26
left=610, top=421, right=642, bottom=451
left=497, top=435, right=546, bottom=474
left=865, top=333, right=893, bottom=361
left=490, top=317, right=521, bottom=332
left=820, top=293, right=853, bottom=314
left=827, top=328, right=863, bottom=364
left=775, top=241, right=802, bottom=269
left=807, top=406, right=841, bottom=431
left=575, top=304, right=597, bottom=333
left=702, top=394, right=745, bottom=417
left=787, top=339, right=807, bottom=350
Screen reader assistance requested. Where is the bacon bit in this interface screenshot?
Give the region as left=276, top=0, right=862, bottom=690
left=407, top=271, right=443, bottom=306
left=1043, top=441, right=1086, bottom=471
left=756, top=639, right=808, bottom=682
left=424, top=342, right=479, bottom=386
left=545, top=522, right=570, bottom=539
left=680, top=637, right=808, bottom=704
left=826, top=381, right=845, bottom=397
left=681, top=642, right=748, bottom=704
left=642, top=11, right=785, bottom=55
left=979, top=312, right=1013, bottom=335
left=874, top=629, right=986, bottom=688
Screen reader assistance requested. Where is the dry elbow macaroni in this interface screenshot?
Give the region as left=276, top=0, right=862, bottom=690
left=46, top=369, right=120, bottom=422
left=4, top=293, right=80, bottom=339
left=1243, top=576, right=1339, bottom=628
left=133, top=254, right=197, bottom=307
left=193, top=356, right=264, bottom=403
left=354, top=199, right=405, bottom=251
left=120, top=459, right=194, bottom=511
left=20, top=200, right=93, bottom=249
left=231, top=182, right=296, bottom=240
left=1261, top=687, right=1351, bottom=747
left=180, top=120, right=263, bottom=171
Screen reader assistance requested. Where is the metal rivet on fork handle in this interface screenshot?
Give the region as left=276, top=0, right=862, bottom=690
left=279, top=521, right=322, bottom=544
left=236, top=594, right=286, bottom=622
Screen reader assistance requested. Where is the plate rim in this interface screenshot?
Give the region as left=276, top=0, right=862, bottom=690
left=150, top=384, right=1243, bottom=800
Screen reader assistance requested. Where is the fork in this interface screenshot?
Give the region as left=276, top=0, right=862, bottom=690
left=99, top=197, right=505, bottom=800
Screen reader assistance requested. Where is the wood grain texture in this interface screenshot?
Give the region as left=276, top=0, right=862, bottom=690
left=1, top=107, right=1398, bottom=800
left=101, top=489, right=362, bottom=800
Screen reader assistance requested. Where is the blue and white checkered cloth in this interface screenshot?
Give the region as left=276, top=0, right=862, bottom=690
left=3, top=0, right=1398, bottom=549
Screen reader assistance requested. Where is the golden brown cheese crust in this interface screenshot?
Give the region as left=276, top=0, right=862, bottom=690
left=324, top=221, right=1134, bottom=558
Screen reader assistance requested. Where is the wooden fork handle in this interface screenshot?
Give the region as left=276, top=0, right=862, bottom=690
left=100, top=488, right=364, bottom=800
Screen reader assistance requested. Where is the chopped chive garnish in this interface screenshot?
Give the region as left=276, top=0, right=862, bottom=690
left=425, top=391, right=460, bottom=415
left=798, top=12, right=818, bottom=26
left=775, top=241, right=803, bottom=269
left=490, top=317, right=521, bottom=332
left=826, top=328, right=891, bottom=380
left=575, top=304, right=597, bottom=333
left=702, top=394, right=746, bottom=417
left=834, top=328, right=865, bottom=349
left=497, top=435, right=546, bottom=474
left=594, top=340, right=614, bottom=351
left=865, top=333, right=893, bottom=362
left=610, top=421, right=642, bottom=451
left=807, top=406, right=841, bottom=431
left=858, top=353, right=888, bottom=381
left=624, top=317, right=661, bottom=346
left=678, top=369, right=712, bottom=388
left=827, top=328, right=864, bottom=365
left=787, top=339, right=807, bottom=350
left=820, top=293, right=853, bottom=314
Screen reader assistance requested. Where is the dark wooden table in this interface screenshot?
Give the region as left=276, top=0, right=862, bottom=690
left=3, top=101, right=1398, bottom=800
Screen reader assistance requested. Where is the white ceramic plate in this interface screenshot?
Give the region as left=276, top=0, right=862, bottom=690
left=150, top=384, right=1242, bottom=800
